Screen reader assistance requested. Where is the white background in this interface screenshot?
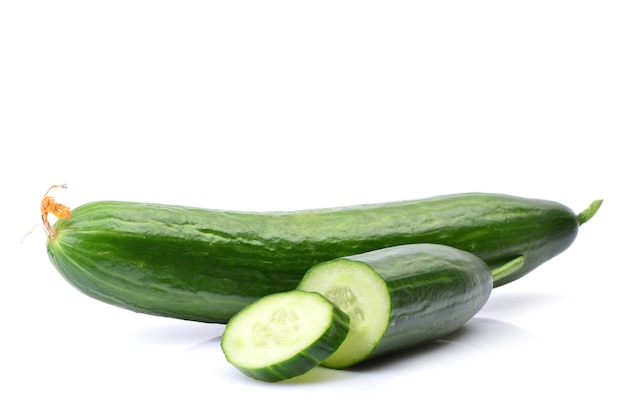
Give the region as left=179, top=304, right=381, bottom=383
left=1, top=1, right=624, bottom=400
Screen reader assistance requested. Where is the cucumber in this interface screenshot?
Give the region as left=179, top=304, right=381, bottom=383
left=45, top=192, right=601, bottom=323
left=297, top=243, right=496, bottom=369
left=220, top=290, right=350, bottom=382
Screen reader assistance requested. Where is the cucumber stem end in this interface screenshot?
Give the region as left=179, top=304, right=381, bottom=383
left=491, top=256, right=526, bottom=287
left=577, top=199, right=603, bottom=226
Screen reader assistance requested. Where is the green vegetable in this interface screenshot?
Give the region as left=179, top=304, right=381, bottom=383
left=44, top=192, right=601, bottom=323
left=220, top=290, right=350, bottom=382
left=297, top=243, right=501, bottom=369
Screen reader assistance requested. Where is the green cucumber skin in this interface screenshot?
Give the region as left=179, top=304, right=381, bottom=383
left=345, top=244, right=492, bottom=362
left=47, top=192, right=580, bottom=323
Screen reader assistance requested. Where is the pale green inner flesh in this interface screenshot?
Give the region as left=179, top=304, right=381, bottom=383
left=298, top=260, right=391, bottom=368
left=222, top=291, right=334, bottom=368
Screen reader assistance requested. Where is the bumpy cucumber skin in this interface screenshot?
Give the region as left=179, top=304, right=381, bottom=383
left=221, top=290, right=351, bottom=382
left=338, top=244, right=493, bottom=365
left=47, top=193, right=580, bottom=323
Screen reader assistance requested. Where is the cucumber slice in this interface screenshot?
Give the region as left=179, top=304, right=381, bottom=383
left=297, top=243, right=493, bottom=369
left=220, top=290, right=350, bottom=382
left=296, top=260, right=391, bottom=369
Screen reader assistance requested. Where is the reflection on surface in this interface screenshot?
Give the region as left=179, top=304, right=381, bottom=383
left=129, top=291, right=546, bottom=385
left=347, top=317, right=533, bottom=372
left=131, top=320, right=225, bottom=346
left=480, top=289, right=564, bottom=317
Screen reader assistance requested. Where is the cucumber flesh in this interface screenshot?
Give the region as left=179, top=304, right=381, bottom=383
left=220, top=290, right=350, bottom=382
left=296, top=260, right=391, bottom=369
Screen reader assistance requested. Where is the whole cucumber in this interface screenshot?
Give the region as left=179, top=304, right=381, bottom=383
left=45, top=192, right=601, bottom=323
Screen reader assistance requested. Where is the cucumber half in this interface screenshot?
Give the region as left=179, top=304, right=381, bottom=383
left=220, top=290, right=350, bottom=382
left=298, top=243, right=494, bottom=369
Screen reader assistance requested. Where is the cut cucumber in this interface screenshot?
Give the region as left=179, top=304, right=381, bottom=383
left=297, top=243, right=494, bottom=369
left=220, top=290, right=350, bottom=382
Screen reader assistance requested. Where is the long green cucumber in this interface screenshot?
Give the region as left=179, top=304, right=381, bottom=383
left=45, top=192, right=601, bottom=323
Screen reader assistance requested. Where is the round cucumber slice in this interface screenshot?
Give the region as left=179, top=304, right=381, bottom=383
left=220, top=290, right=350, bottom=382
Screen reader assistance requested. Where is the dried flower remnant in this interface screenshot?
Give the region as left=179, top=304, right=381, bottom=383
left=41, top=184, right=71, bottom=239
